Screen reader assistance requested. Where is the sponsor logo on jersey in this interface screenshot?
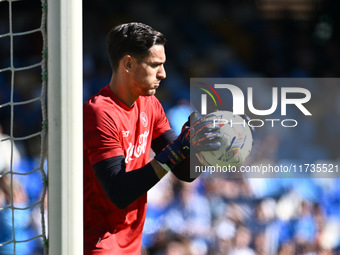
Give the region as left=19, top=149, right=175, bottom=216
left=122, top=130, right=130, bottom=137
left=125, top=131, right=149, bottom=163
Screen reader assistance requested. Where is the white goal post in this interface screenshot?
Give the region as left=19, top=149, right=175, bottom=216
left=47, top=0, right=83, bottom=254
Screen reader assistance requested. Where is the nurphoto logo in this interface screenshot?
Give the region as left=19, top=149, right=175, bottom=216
left=194, top=80, right=312, bottom=128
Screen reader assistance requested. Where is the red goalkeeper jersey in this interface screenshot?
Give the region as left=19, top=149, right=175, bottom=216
left=83, top=85, right=171, bottom=254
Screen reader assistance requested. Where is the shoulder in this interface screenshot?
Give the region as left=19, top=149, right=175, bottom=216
left=84, top=85, right=115, bottom=112
left=84, top=93, right=116, bottom=117
left=83, top=95, right=120, bottom=133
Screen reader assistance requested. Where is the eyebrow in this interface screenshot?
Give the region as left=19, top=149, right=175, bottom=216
left=146, top=60, right=166, bottom=66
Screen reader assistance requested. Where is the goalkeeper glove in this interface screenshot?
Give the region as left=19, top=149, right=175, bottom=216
left=155, top=112, right=222, bottom=170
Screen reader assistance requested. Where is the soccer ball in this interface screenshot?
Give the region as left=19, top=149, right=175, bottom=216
left=196, top=111, right=253, bottom=167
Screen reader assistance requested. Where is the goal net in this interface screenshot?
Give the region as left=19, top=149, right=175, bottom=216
left=0, top=0, right=48, bottom=253
left=0, top=0, right=83, bottom=254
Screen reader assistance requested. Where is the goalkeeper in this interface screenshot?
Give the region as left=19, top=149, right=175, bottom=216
left=83, top=22, right=221, bottom=254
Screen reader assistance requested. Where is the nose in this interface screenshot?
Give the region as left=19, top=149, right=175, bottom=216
left=157, top=65, right=166, bottom=80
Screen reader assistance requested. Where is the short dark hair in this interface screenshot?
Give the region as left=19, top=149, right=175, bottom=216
left=106, top=22, right=166, bottom=71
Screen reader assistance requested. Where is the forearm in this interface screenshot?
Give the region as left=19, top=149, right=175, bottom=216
left=93, top=157, right=165, bottom=209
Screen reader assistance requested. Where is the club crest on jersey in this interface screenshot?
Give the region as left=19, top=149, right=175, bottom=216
left=140, top=112, right=148, bottom=127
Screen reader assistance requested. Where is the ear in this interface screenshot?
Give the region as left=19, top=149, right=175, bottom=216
left=121, top=55, right=135, bottom=72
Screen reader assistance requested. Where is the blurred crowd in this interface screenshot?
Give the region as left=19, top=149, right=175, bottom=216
left=143, top=173, right=340, bottom=255
left=1, top=0, right=340, bottom=254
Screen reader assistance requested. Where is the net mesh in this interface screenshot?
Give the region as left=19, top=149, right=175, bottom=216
left=0, top=0, right=48, bottom=253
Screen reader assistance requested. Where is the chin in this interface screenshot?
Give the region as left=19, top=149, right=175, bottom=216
left=146, top=89, right=156, bottom=96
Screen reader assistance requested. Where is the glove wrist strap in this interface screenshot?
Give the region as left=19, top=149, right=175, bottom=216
left=155, top=159, right=171, bottom=172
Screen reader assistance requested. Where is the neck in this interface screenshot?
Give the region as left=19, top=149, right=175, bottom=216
left=109, top=75, right=137, bottom=107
